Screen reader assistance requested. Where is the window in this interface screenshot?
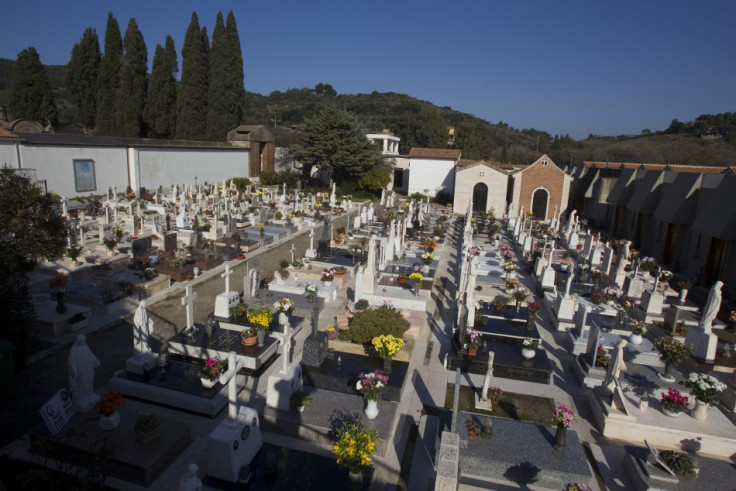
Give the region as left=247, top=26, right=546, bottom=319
left=73, top=160, right=96, bottom=192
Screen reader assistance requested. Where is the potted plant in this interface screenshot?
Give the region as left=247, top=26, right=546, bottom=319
left=67, top=244, right=84, bottom=264
left=241, top=325, right=258, bottom=346
left=247, top=305, right=274, bottom=346
left=591, top=293, right=604, bottom=305
left=521, top=337, right=540, bottom=359
left=331, top=421, right=379, bottom=486
left=97, top=390, right=125, bottom=430
left=660, top=388, right=690, bottom=417
left=354, top=299, right=369, bottom=311
left=658, top=269, right=673, bottom=290
left=321, top=268, right=335, bottom=285
left=102, top=235, right=117, bottom=252
left=397, top=273, right=408, bottom=286
left=134, top=412, right=161, bottom=442
left=465, top=328, right=481, bottom=356
left=486, top=386, right=505, bottom=403
left=659, top=450, right=697, bottom=478
left=492, top=297, right=505, bottom=314
left=682, top=372, right=727, bottom=420
left=595, top=345, right=610, bottom=369
left=325, top=325, right=339, bottom=340
left=356, top=370, right=389, bottom=419
left=653, top=336, right=691, bottom=380
left=291, top=391, right=312, bottom=412
left=334, top=266, right=348, bottom=276
left=602, top=286, right=623, bottom=304
left=199, top=356, right=226, bottom=388
left=639, top=256, right=657, bottom=277
left=630, top=320, right=647, bottom=345
left=371, top=334, right=405, bottom=374
left=466, top=419, right=483, bottom=438
left=229, top=303, right=248, bottom=320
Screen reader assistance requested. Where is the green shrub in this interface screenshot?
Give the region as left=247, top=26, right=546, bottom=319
left=347, top=306, right=410, bottom=343
left=660, top=450, right=696, bottom=478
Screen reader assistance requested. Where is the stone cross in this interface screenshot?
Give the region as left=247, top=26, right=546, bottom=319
left=565, top=261, right=575, bottom=297
left=281, top=321, right=293, bottom=374
left=290, top=244, right=296, bottom=263
left=218, top=352, right=245, bottom=421
left=221, top=264, right=233, bottom=293
left=480, top=351, right=495, bottom=409
left=653, top=266, right=661, bottom=290
left=181, top=285, right=197, bottom=330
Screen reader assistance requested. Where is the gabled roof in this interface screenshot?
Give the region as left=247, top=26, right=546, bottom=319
left=456, top=160, right=510, bottom=174
left=652, top=172, right=702, bottom=224
left=692, top=175, right=736, bottom=239
left=511, top=154, right=569, bottom=179
left=584, top=161, right=727, bottom=174
left=626, top=169, right=664, bottom=213
left=408, top=148, right=462, bottom=160
left=606, top=168, right=638, bottom=205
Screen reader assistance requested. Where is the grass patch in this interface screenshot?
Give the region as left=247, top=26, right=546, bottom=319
left=444, top=384, right=556, bottom=425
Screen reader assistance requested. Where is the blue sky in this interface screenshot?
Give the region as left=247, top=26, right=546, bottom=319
left=2, top=0, right=733, bottom=139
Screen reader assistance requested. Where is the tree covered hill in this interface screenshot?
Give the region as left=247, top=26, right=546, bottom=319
left=1, top=56, right=735, bottom=166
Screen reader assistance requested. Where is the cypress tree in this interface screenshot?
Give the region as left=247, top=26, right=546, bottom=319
left=7, top=47, right=58, bottom=126
left=144, top=36, right=178, bottom=139
left=176, top=13, right=209, bottom=140
left=95, top=12, right=123, bottom=136
left=65, top=28, right=100, bottom=128
left=117, top=18, right=148, bottom=137
left=206, top=11, right=245, bottom=141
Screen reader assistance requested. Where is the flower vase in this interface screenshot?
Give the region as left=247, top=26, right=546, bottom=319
left=662, top=407, right=683, bottom=418
left=521, top=348, right=536, bottom=359
left=279, top=313, right=289, bottom=325
left=553, top=425, right=567, bottom=451
left=658, top=363, right=676, bottom=382
left=257, top=329, right=266, bottom=347
left=605, top=299, right=614, bottom=306
left=201, top=377, right=217, bottom=389
left=323, top=280, right=333, bottom=287
left=348, top=470, right=363, bottom=491
left=99, top=410, right=120, bottom=430
left=629, top=334, right=643, bottom=345
left=382, top=357, right=392, bottom=375
left=364, top=399, right=379, bottom=420
left=55, top=293, right=67, bottom=314
left=307, top=295, right=315, bottom=304
left=107, top=250, right=115, bottom=257
left=467, top=347, right=478, bottom=357
left=691, top=399, right=708, bottom=421
left=677, top=288, right=687, bottom=303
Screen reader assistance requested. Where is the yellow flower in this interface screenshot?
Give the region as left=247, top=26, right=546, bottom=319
left=372, top=335, right=404, bottom=359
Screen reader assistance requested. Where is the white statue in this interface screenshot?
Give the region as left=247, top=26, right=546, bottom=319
left=133, top=300, right=153, bottom=354
left=68, top=335, right=100, bottom=412
left=700, top=281, right=723, bottom=334
left=601, top=340, right=627, bottom=396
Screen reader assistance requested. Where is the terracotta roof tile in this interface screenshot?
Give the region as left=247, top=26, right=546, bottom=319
left=0, top=128, right=19, bottom=138
left=665, top=165, right=726, bottom=174
left=408, top=147, right=462, bottom=159
left=584, top=160, right=726, bottom=174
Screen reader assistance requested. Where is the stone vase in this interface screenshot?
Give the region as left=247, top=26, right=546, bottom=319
left=279, top=312, right=289, bottom=325
left=553, top=425, right=567, bottom=451
left=99, top=410, right=120, bottom=431
left=55, top=293, right=67, bottom=314
left=348, top=470, right=363, bottom=491
left=257, top=329, right=266, bottom=347
left=521, top=348, right=536, bottom=359
left=678, top=288, right=688, bottom=304
left=364, top=399, right=379, bottom=420
left=691, top=399, right=708, bottom=421
left=629, top=334, right=643, bottom=345
left=323, top=280, right=333, bottom=288
left=382, top=357, right=392, bottom=375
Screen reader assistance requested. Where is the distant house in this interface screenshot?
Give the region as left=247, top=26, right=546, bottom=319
left=508, top=155, right=573, bottom=221
left=394, top=148, right=462, bottom=198
left=453, top=160, right=509, bottom=214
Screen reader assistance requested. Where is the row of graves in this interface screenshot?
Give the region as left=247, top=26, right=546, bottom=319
left=434, top=206, right=595, bottom=490
left=510, top=206, right=736, bottom=487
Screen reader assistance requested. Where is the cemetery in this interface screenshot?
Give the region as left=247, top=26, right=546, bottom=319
left=2, top=166, right=736, bottom=491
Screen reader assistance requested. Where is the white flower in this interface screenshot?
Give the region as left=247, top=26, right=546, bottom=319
left=376, top=382, right=384, bottom=389
left=356, top=381, right=363, bottom=391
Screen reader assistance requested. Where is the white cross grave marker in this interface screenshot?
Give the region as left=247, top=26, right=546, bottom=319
left=181, top=285, right=197, bottom=330
left=221, top=264, right=233, bottom=293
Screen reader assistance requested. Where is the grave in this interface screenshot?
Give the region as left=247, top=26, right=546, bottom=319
left=441, top=411, right=594, bottom=489
left=267, top=277, right=338, bottom=302
left=447, top=342, right=554, bottom=384
left=28, top=404, right=191, bottom=486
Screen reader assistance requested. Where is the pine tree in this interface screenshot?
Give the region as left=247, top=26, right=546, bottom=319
left=144, top=36, right=178, bottom=139
left=176, top=13, right=209, bottom=140
left=95, top=12, right=123, bottom=136
left=117, top=18, right=148, bottom=137
left=8, top=47, right=57, bottom=126
left=206, top=11, right=245, bottom=141
left=65, top=28, right=100, bottom=128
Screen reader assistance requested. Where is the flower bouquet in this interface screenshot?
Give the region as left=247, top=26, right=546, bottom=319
left=639, top=256, right=657, bottom=273
left=486, top=386, right=505, bottom=402
left=200, top=356, right=226, bottom=381
left=631, top=320, right=647, bottom=336
left=682, top=372, right=727, bottom=404
left=273, top=297, right=294, bottom=315
left=466, top=419, right=483, bottom=438
left=527, top=301, right=541, bottom=316
left=420, top=252, right=434, bottom=265
left=325, top=325, right=339, bottom=340
left=602, top=286, right=623, bottom=302
left=653, top=336, right=691, bottom=366
left=321, top=268, right=335, bottom=281
left=511, top=287, right=528, bottom=304
left=595, top=345, right=610, bottom=369
left=304, top=283, right=319, bottom=297
left=409, top=272, right=423, bottom=285
left=660, top=388, right=690, bottom=414
left=659, top=269, right=673, bottom=283
left=591, top=293, right=604, bottom=305
left=356, top=370, right=389, bottom=401
left=247, top=304, right=273, bottom=330
left=502, top=261, right=516, bottom=273
left=619, top=296, right=635, bottom=310
left=97, top=390, right=125, bottom=416
left=564, top=483, right=592, bottom=491
left=423, top=239, right=436, bottom=252
left=465, top=328, right=481, bottom=349
left=332, top=421, right=379, bottom=473
left=505, top=278, right=519, bottom=290
left=102, top=235, right=117, bottom=251
left=499, top=249, right=516, bottom=261
left=522, top=337, right=540, bottom=350
left=372, top=335, right=405, bottom=359
left=552, top=405, right=575, bottom=428
left=355, top=299, right=369, bottom=310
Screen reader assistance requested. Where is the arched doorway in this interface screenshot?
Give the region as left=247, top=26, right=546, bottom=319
left=531, top=188, right=549, bottom=220
left=472, top=183, right=488, bottom=212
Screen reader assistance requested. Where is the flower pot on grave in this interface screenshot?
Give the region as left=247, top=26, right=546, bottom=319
left=99, top=410, right=120, bottom=430
left=662, top=407, right=683, bottom=418
left=241, top=333, right=257, bottom=347
left=279, top=313, right=289, bottom=325
left=467, top=347, right=478, bottom=357
left=200, top=377, right=217, bottom=389
left=135, top=426, right=160, bottom=443
left=364, top=399, right=379, bottom=419
left=521, top=348, right=536, bottom=359
left=398, top=278, right=407, bottom=286
left=348, top=470, right=363, bottom=491
left=257, top=329, right=267, bottom=347
left=323, top=280, right=333, bottom=288
left=691, top=399, right=708, bottom=421
left=678, top=288, right=688, bottom=304
left=629, top=334, right=643, bottom=345
left=553, top=426, right=567, bottom=451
